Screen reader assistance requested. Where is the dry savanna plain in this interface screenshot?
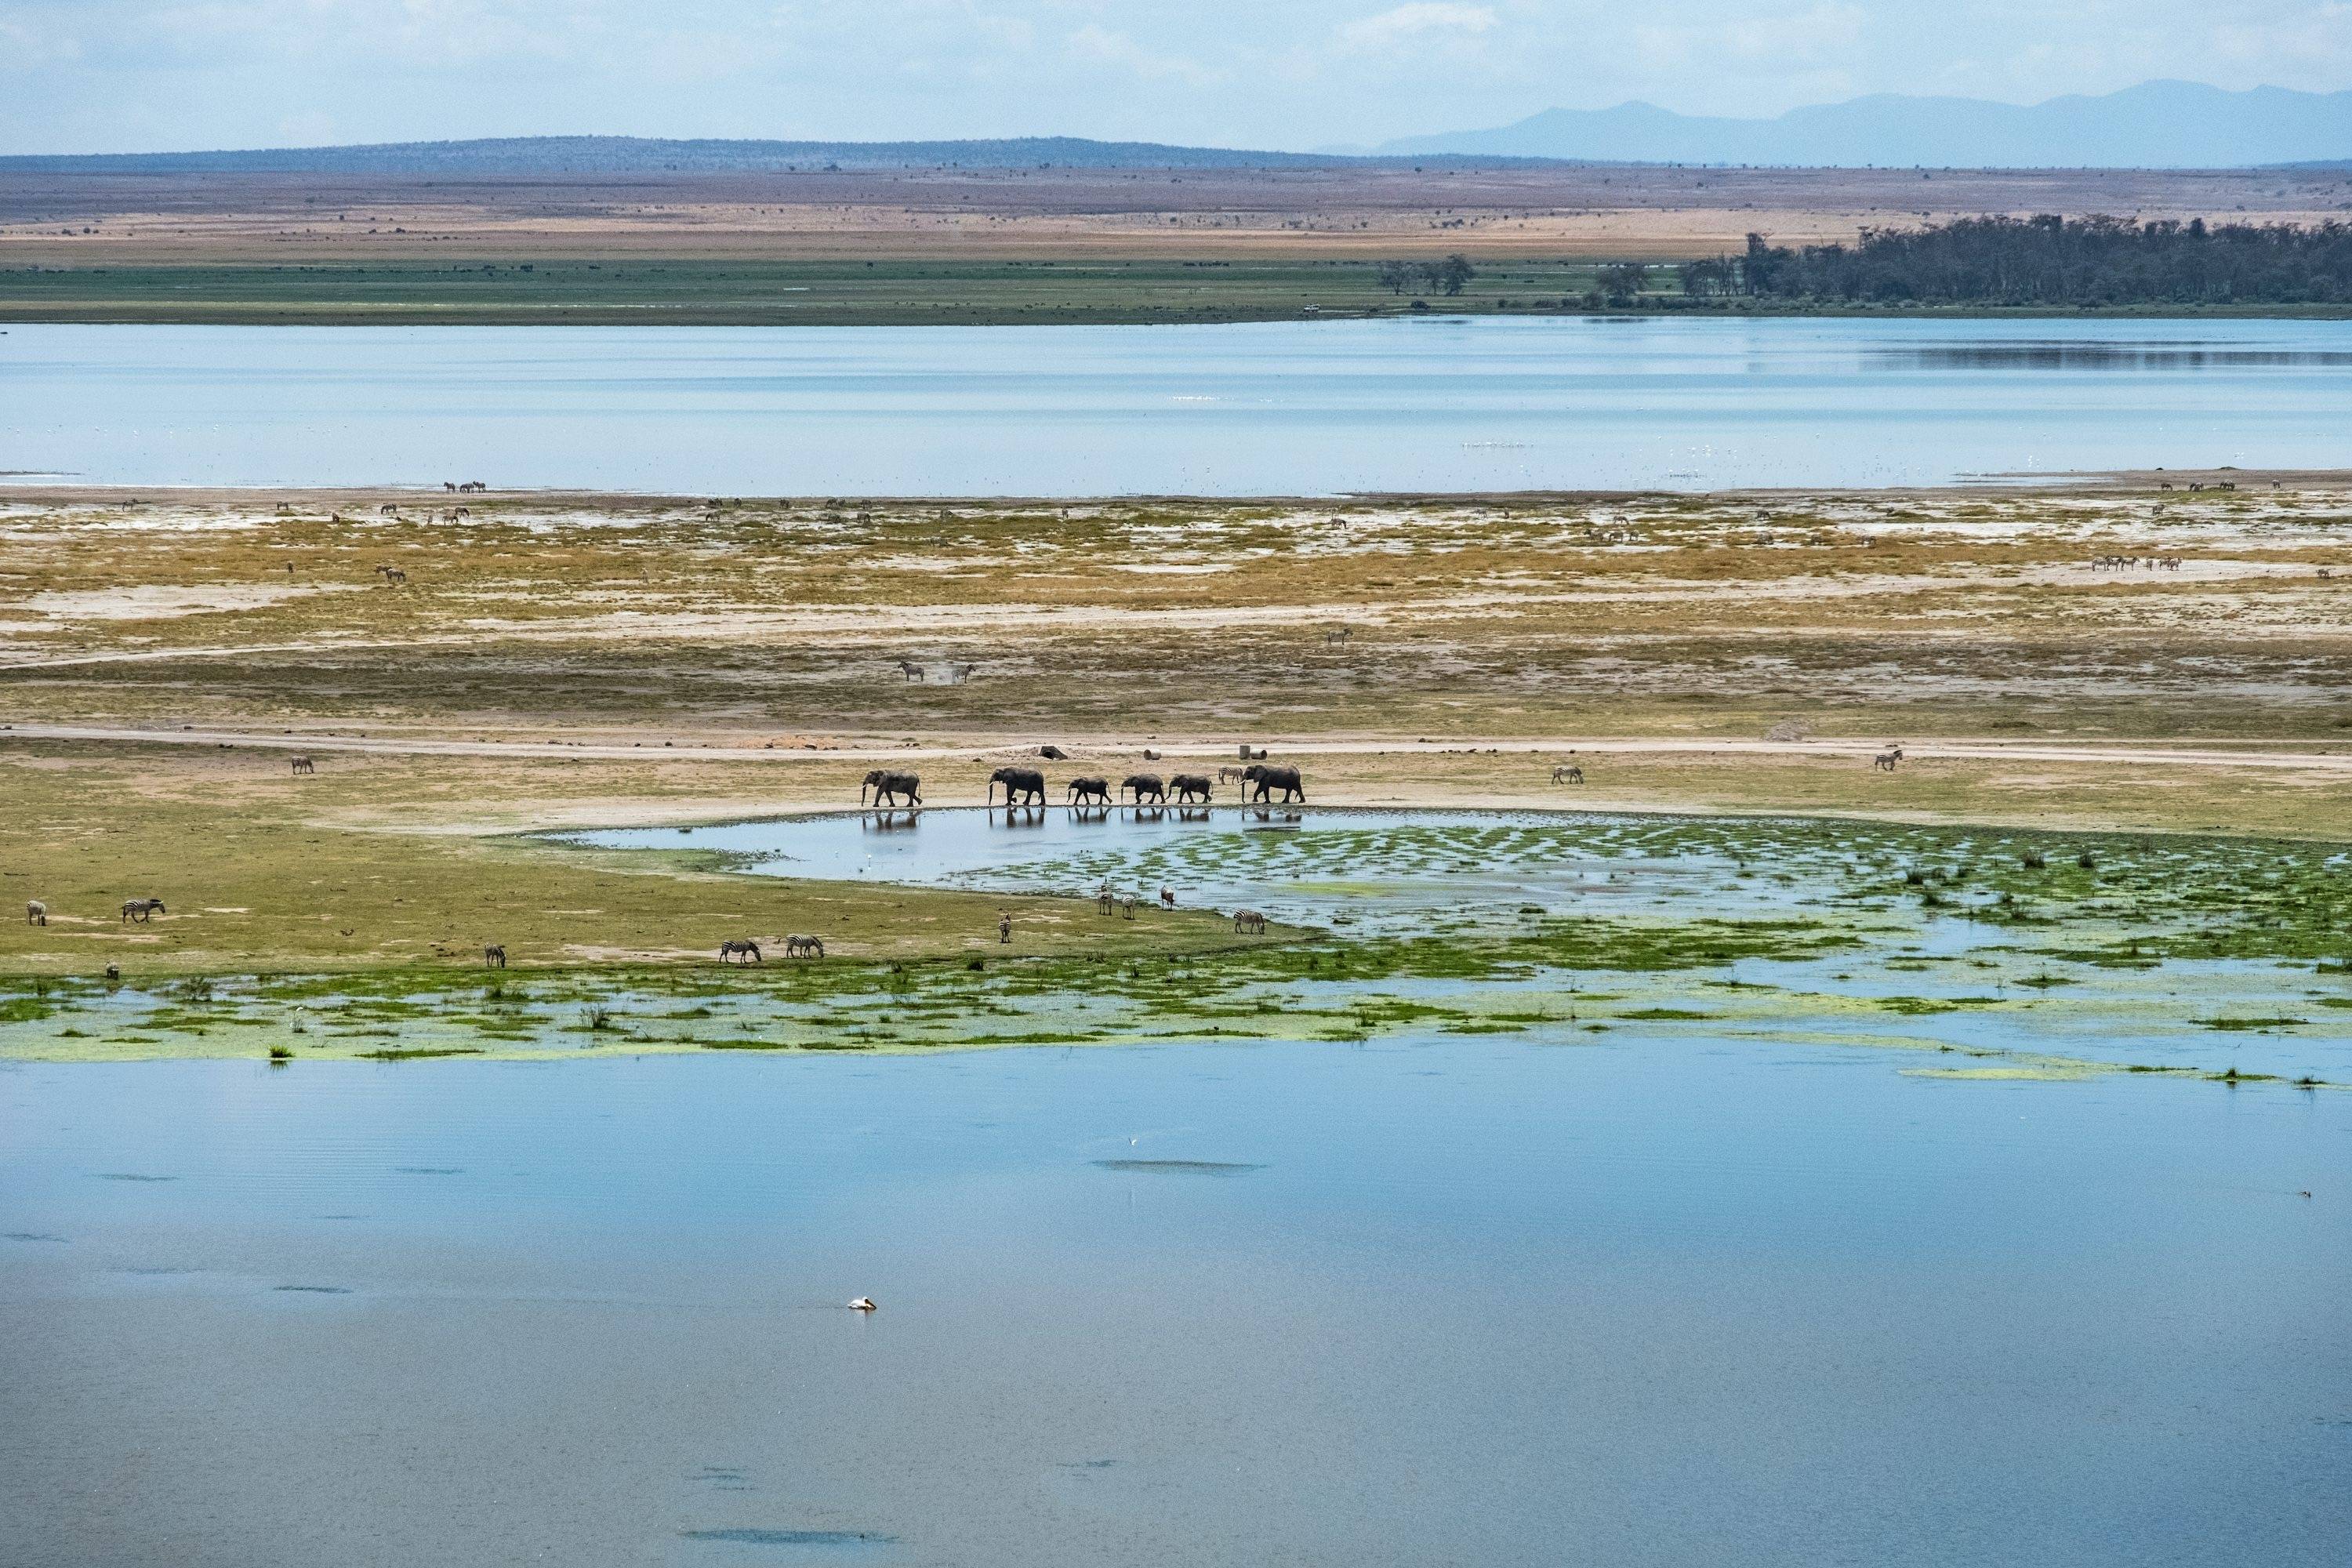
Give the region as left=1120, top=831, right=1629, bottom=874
left=5, top=473, right=2352, bottom=1034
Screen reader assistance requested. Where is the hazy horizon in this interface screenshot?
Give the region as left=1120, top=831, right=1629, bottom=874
left=2, top=2, right=2349, bottom=158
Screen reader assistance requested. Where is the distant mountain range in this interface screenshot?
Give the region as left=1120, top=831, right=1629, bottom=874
left=0, top=135, right=1358, bottom=176
left=1370, top=82, right=2352, bottom=169
left=6, top=82, right=2347, bottom=176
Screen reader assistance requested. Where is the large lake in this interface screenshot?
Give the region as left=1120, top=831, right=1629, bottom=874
left=3, top=1045, right=2345, bottom=1567
left=5, top=317, right=2352, bottom=494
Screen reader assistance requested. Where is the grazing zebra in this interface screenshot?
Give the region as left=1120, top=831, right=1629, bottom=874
left=483, top=944, right=506, bottom=968
left=1232, top=909, right=1268, bottom=935
left=1325, top=626, right=1352, bottom=644
left=379, top=567, right=406, bottom=586
left=1097, top=884, right=1116, bottom=914
left=1552, top=764, right=1584, bottom=785
left=1873, top=746, right=1904, bottom=773
left=783, top=934, right=825, bottom=958
left=998, top=911, right=1013, bottom=943
left=121, top=898, right=166, bottom=923
left=1160, top=887, right=1176, bottom=909
left=1120, top=894, right=1136, bottom=920
left=27, top=900, right=46, bottom=926
left=718, top=938, right=762, bottom=964
left=290, top=755, right=315, bottom=775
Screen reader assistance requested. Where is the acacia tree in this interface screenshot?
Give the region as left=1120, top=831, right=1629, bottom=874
left=1432, top=253, right=1475, bottom=296
left=1598, top=263, right=1646, bottom=305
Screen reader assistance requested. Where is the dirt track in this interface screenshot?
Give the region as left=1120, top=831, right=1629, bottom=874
left=13, top=722, right=2351, bottom=777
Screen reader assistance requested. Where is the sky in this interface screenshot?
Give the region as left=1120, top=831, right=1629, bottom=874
left=0, top=0, right=2346, bottom=155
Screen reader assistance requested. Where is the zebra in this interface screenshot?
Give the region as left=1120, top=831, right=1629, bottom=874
left=290, top=755, right=315, bottom=775
left=1552, top=764, right=1584, bottom=785
left=783, top=934, right=825, bottom=958
left=483, top=945, right=506, bottom=968
left=897, top=659, right=925, bottom=682
left=1232, top=909, right=1268, bottom=935
left=718, top=939, right=762, bottom=964
left=27, top=900, right=46, bottom=926
left=1873, top=747, right=1904, bottom=773
left=121, top=898, right=166, bottom=923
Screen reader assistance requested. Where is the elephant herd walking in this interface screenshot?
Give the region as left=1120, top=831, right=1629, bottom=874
left=862, top=760, right=1306, bottom=811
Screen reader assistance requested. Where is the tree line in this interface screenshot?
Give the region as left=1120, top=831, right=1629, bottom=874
left=1686, top=216, right=2352, bottom=306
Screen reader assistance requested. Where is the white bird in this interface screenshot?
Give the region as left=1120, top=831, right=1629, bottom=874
left=848, top=1297, right=877, bottom=1312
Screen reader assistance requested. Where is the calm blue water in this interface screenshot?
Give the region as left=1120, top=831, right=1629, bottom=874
left=5, top=318, right=2352, bottom=494
left=2, top=1044, right=2346, bottom=1567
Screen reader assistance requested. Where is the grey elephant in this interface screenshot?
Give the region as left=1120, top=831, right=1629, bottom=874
left=1240, top=764, right=1305, bottom=804
left=1120, top=773, right=1167, bottom=804
left=988, top=766, right=1047, bottom=806
left=1168, top=773, right=1213, bottom=804
left=861, top=769, right=923, bottom=808
left=1067, top=776, right=1112, bottom=804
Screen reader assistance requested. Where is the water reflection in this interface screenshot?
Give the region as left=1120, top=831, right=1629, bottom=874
left=1884, top=340, right=2352, bottom=370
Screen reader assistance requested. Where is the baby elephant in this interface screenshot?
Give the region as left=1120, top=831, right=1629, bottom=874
left=121, top=898, right=166, bottom=924
left=784, top=934, right=825, bottom=959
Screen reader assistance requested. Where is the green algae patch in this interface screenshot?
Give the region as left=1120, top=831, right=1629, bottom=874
left=1905, top=1063, right=2108, bottom=1083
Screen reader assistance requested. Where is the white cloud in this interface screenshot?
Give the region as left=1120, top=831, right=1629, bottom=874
left=1337, top=2, right=1498, bottom=52
left=1064, top=23, right=1223, bottom=86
